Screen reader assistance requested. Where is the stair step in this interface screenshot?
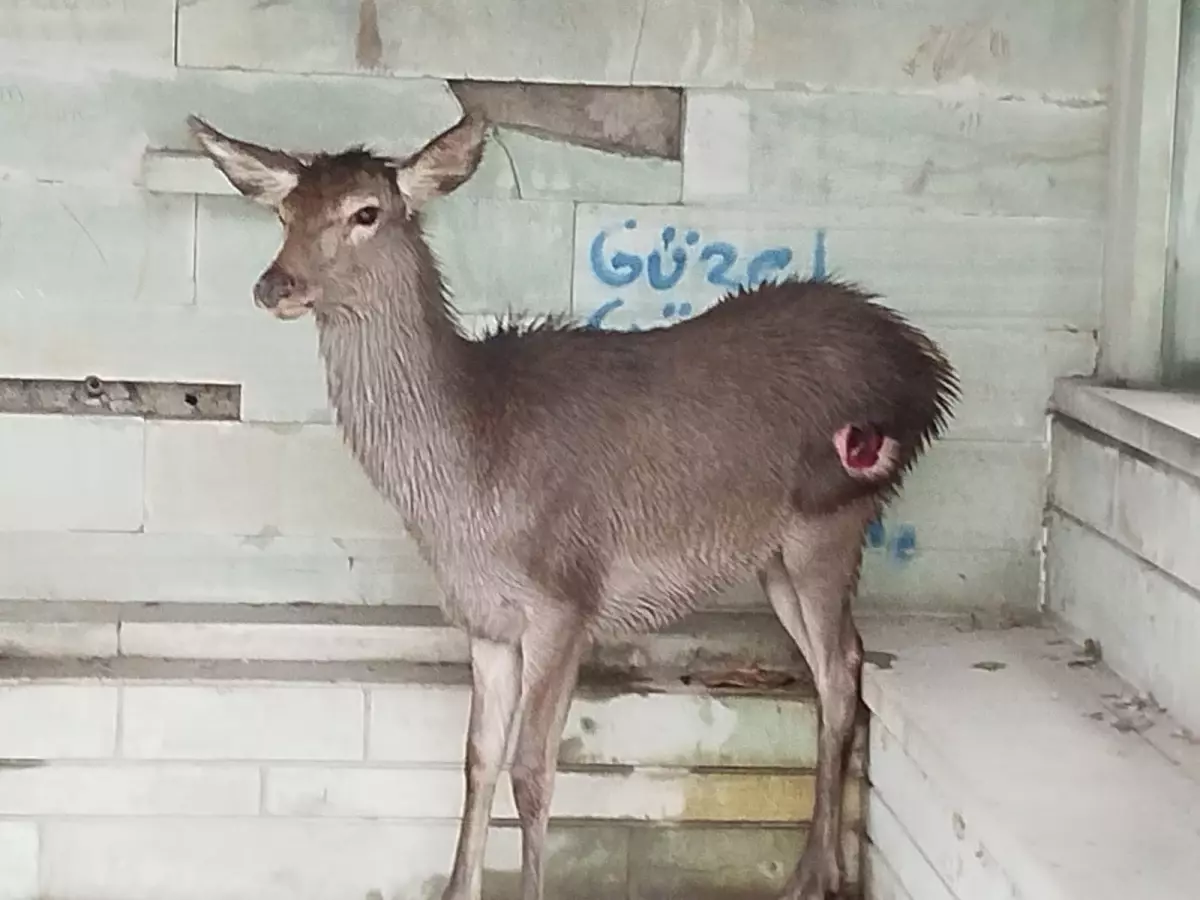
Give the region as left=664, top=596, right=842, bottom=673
left=859, top=618, right=1200, bottom=900
left=0, top=656, right=862, bottom=900
left=0, top=600, right=803, bottom=671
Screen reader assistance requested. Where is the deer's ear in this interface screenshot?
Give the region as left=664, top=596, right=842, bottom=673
left=391, top=114, right=489, bottom=211
left=187, top=115, right=302, bottom=209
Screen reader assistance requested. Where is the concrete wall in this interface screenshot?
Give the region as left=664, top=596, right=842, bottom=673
left=0, top=1, right=1116, bottom=616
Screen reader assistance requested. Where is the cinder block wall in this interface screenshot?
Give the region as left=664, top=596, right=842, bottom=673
left=0, top=0, right=1116, bottom=617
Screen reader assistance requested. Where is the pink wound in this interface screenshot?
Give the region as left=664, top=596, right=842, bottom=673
left=839, top=425, right=883, bottom=470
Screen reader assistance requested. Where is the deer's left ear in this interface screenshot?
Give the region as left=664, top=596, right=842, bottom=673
left=187, top=115, right=304, bottom=209
left=390, top=114, right=490, bottom=212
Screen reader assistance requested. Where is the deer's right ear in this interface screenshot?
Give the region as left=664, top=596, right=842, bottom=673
left=187, top=115, right=302, bottom=209
left=392, top=114, right=490, bottom=212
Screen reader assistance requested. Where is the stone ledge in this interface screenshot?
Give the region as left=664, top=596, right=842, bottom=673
left=0, top=601, right=802, bottom=674
left=1051, top=377, right=1200, bottom=479
left=859, top=618, right=1200, bottom=900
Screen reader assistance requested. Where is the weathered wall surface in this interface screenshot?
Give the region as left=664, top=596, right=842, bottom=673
left=0, top=0, right=1116, bottom=614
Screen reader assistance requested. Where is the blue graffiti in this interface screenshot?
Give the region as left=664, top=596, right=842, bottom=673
left=584, top=224, right=829, bottom=332
left=588, top=222, right=823, bottom=294
left=864, top=519, right=918, bottom=563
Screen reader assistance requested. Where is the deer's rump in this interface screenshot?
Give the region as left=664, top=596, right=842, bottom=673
left=477, top=277, right=956, bottom=514
left=471, top=278, right=957, bottom=627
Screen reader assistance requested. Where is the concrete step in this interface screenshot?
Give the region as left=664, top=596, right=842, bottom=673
left=0, top=600, right=804, bottom=671
left=0, top=656, right=862, bottom=900
left=858, top=618, right=1200, bottom=900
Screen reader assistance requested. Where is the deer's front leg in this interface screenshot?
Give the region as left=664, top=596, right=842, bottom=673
left=510, top=612, right=590, bottom=900
left=443, top=637, right=522, bottom=900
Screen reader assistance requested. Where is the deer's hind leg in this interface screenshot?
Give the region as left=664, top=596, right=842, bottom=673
left=760, top=506, right=871, bottom=900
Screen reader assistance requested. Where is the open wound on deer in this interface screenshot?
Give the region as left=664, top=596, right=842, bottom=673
left=834, top=423, right=897, bottom=479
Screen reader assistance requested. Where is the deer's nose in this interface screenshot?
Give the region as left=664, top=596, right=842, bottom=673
left=253, top=265, right=298, bottom=310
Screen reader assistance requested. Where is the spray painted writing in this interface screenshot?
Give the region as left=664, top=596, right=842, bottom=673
left=584, top=220, right=828, bottom=331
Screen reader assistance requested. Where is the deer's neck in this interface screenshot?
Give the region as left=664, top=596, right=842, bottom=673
left=314, top=251, right=478, bottom=543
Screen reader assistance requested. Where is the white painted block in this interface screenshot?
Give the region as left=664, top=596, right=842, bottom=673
left=868, top=723, right=1020, bottom=900
left=1112, top=449, right=1200, bottom=592
left=1049, top=419, right=1120, bottom=531
left=930, top=328, right=1095, bottom=442
left=0, top=821, right=37, bottom=900
left=1047, top=513, right=1200, bottom=734
left=572, top=204, right=1103, bottom=331
left=142, top=421, right=403, bottom=538
left=0, top=69, right=461, bottom=185
left=864, top=796, right=952, bottom=900
left=681, top=93, right=751, bottom=200
left=39, top=820, right=626, bottom=900
left=0, top=0, right=175, bottom=71
left=0, top=183, right=194, bottom=307
left=121, top=684, right=365, bottom=760
left=0, top=763, right=260, bottom=816
left=497, top=128, right=682, bottom=203
left=119, top=620, right=467, bottom=663
left=0, top=620, right=118, bottom=658
left=859, top=547, right=1038, bottom=614
left=0, top=531, right=438, bottom=606
left=635, top=0, right=1116, bottom=95
left=422, top=197, right=575, bottom=315
left=681, top=90, right=1107, bottom=217
left=265, top=766, right=823, bottom=823
left=628, top=826, right=861, bottom=900
left=369, top=684, right=820, bottom=769
left=0, top=414, right=144, bottom=532
left=878, top=441, right=1047, bottom=553
left=0, top=684, right=117, bottom=758
left=177, top=0, right=644, bottom=84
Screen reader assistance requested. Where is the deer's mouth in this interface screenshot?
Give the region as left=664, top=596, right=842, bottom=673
left=272, top=298, right=315, bottom=320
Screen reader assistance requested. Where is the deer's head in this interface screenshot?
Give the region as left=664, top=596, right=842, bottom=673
left=188, top=114, right=489, bottom=320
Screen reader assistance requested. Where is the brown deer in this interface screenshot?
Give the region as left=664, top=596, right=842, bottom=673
left=188, top=112, right=958, bottom=900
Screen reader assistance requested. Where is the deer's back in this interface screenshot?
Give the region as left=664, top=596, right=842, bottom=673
left=458, top=278, right=955, bottom=632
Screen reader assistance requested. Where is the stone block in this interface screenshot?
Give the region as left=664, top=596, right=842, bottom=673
left=39, top=820, right=628, bottom=900
left=0, top=619, right=118, bottom=658
left=265, top=765, right=834, bottom=823
left=1049, top=419, right=1119, bottom=531
left=142, top=421, right=403, bottom=537
left=121, top=683, right=366, bottom=761
left=0, top=684, right=118, bottom=758
left=0, top=821, right=37, bottom=900
left=1112, top=450, right=1200, bottom=593
left=683, top=90, right=1108, bottom=218
left=0, top=763, right=260, bottom=816
left=628, top=826, right=861, bottom=900
left=0, top=532, right=437, bottom=606
left=177, top=0, right=645, bottom=85
left=0, top=0, right=175, bottom=70
left=635, top=0, right=1115, bottom=95
left=0, top=183, right=194, bottom=307
left=496, top=128, right=682, bottom=203
left=369, top=684, right=821, bottom=769
left=1047, top=513, right=1200, bottom=733
left=423, top=197, right=575, bottom=315
left=0, top=68, right=460, bottom=185
left=0, top=414, right=144, bottom=532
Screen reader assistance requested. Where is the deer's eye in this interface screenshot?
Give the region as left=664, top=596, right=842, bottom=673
left=350, top=206, right=380, bottom=228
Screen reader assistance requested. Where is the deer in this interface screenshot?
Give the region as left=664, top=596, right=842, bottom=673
left=187, top=111, right=958, bottom=900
